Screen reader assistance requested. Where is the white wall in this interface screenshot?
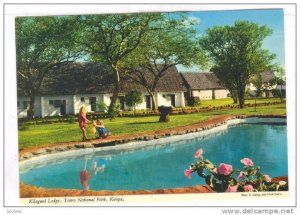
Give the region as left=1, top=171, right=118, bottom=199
left=17, top=96, right=41, bottom=118
left=214, top=89, right=230, bottom=99
left=157, top=92, right=185, bottom=107
left=192, top=89, right=229, bottom=100
left=42, top=95, right=74, bottom=117
left=17, top=91, right=186, bottom=118
left=192, top=90, right=213, bottom=100
left=74, top=94, right=104, bottom=114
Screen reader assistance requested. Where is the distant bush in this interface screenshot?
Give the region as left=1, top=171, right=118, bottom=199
left=272, top=89, right=286, bottom=99
left=188, top=96, right=201, bottom=106
left=96, top=101, right=121, bottom=120
left=67, top=115, right=77, bottom=123
left=18, top=123, right=29, bottom=131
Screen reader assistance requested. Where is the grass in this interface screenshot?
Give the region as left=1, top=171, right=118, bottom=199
left=18, top=103, right=286, bottom=149
left=197, top=97, right=283, bottom=107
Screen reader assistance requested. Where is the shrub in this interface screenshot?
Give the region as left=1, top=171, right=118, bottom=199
left=18, top=123, right=29, bottom=131
left=125, top=91, right=143, bottom=113
left=272, top=89, right=286, bottom=99
left=188, top=96, right=201, bottom=106
left=96, top=101, right=120, bottom=120
left=107, top=103, right=121, bottom=121
left=184, top=148, right=288, bottom=192
left=67, top=115, right=77, bottom=123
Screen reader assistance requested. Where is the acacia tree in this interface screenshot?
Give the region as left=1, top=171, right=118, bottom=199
left=200, top=21, right=276, bottom=108
left=121, top=16, right=206, bottom=110
left=78, top=13, right=162, bottom=113
left=16, top=16, right=80, bottom=119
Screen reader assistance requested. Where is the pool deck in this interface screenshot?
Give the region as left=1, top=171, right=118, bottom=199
left=19, top=114, right=287, bottom=197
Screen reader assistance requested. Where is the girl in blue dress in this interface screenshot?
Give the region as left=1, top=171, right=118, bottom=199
left=95, top=119, right=111, bottom=138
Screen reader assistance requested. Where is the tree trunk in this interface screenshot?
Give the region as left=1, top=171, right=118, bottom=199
left=27, top=95, right=35, bottom=120
left=229, top=88, right=238, bottom=104
left=237, top=85, right=245, bottom=108
left=149, top=92, right=157, bottom=111
left=232, top=96, right=238, bottom=104
left=109, top=65, right=120, bottom=112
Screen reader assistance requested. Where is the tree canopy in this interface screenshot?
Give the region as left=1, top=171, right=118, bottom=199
left=76, top=13, right=163, bottom=112
left=16, top=16, right=80, bottom=119
left=121, top=15, right=206, bottom=110
left=200, top=21, right=276, bottom=108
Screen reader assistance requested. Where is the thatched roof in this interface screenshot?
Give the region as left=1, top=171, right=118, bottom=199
left=180, top=72, right=225, bottom=90
left=18, top=62, right=186, bottom=96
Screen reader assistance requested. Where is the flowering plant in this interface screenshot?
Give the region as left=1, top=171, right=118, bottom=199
left=184, top=148, right=288, bottom=192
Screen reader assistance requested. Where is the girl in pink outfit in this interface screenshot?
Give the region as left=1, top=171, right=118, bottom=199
left=78, top=106, right=91, bottom=141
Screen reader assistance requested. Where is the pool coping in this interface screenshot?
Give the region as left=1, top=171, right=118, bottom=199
left=19, top=114, right=287, bottom=197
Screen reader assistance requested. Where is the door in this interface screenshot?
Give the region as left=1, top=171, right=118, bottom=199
left=89, top=97, right=97, bottom=111
left=170, top=94, right=176, bottom=107
left=145, top=95, right=151, bottom=109
left=60, top=100, right=66, bottom=115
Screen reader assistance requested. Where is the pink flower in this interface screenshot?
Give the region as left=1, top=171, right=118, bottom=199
left=217, top=163, right=233, bottom=176
left=194, top=148, right=203, bottom=158
left=226, top=185, right=238, bottom=192
left=263, top=174, right=272, bottom=183
left=243, top=184, right=254, bottom=192
left=237, top=171, right=245, bottom=180
left=184, top=169, right=193, bottom=179
left=240, top=158, right=254, bottom=167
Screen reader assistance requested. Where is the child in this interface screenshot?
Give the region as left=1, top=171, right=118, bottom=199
left=95, top=119, right=111, bottom=138
left=78, top=106, right=92, bottom=141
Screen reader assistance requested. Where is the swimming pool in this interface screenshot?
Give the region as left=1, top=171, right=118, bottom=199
left=19, top=119, right=287, bottom=191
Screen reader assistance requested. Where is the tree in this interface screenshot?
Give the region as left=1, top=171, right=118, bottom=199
left=16, top=16, right=80, bottom=119
left=125, top=91, right=143, bottom=114
left=210, top=66, right=238, bottom=103
left=121, top=15, right=206, bottom=110
left=200, top=21, right=276, bottom=108
left=77, top=13, right=162, bottom=113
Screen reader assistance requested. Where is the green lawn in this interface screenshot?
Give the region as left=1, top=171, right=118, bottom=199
left=198, top=97, right=283, bottom=107
left=18, top=103, right=286, bottom=149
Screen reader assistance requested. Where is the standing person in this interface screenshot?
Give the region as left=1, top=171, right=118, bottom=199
left=78, top=105, right=91, bottom=141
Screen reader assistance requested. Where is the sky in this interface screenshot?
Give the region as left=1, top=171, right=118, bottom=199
left=177, top=9, right=285, bottom=72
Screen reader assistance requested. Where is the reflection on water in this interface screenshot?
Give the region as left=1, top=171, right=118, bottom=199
left=20, top=124, right=287, bottom=191
left=79, top=158, right=108, bottom=190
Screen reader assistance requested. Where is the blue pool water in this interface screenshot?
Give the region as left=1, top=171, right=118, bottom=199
left=20, top=123, right=287, bottom=191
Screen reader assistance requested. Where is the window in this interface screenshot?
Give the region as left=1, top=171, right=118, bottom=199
left=22, top=101, right=29, bottom=109
left=53, top=100, right=61, bottom=108
left=81, top=97, right=85, bottom=102
left=89, top=97, right=97, bottom=111
left=49, top=100, right=54, bottom=105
